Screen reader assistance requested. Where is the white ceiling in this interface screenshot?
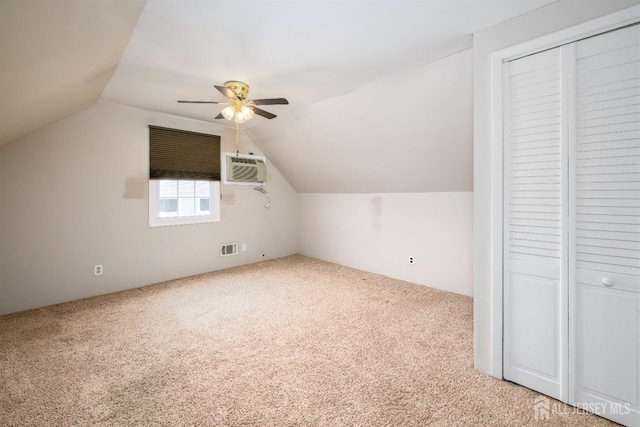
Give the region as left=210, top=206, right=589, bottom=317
left=3, top=0, right=559, bottom=193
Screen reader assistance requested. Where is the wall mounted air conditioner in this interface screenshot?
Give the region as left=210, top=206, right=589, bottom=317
left=222, top=152, right=267, bottom=185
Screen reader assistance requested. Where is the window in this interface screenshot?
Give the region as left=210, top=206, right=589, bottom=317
left=148, top=126, right=221, bottom=227
left=149, top=179, right=219, bottom=227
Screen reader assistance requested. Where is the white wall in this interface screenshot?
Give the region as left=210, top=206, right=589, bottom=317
left=299, top=192, right=473, bottom=296
left=0, top=102, right=298, bottom=315
left=473, top=0, right=640, bottom=376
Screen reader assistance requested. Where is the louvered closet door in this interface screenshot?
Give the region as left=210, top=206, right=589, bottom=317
left=571, top=24, right=640, bottom=426
left=504, top=46, right=568, bottom=401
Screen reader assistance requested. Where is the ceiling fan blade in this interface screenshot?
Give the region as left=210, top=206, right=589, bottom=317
left=177, top=100, right=226, bottom=104
left=214, top=113, right=224, bottom=119
left=250, top=98, right=289, bottom=106
left=253, top=107, right=277, bottom=119
left=215, top=85, right=237, bottom=99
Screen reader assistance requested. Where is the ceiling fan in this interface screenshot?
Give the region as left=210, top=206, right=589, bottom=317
left=178, top=81, right=289, bottom=123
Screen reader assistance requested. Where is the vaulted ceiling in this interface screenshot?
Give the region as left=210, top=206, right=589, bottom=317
left=0, top=0, right=147, bottom=147
left=1, top=0, right=559, bottom=193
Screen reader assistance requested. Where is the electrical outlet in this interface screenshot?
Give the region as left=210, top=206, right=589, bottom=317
left=409, top=256, right=415, bottom=265
left=242, top=243, right=247, bottom=252
left=94, top=264, right=103, bottom=276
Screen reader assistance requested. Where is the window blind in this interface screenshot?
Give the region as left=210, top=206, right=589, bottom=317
left=149, top=125, right=221, bottom=180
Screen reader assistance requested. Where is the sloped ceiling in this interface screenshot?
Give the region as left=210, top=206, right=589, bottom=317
left=0, top=0, right=146, bottom=147
left=248, top=49, right=474, bottom=193
left=3, top=0, right=559, bottom=193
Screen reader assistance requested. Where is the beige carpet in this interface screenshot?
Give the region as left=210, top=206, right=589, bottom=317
left=0, top=255, right=615, bottom=426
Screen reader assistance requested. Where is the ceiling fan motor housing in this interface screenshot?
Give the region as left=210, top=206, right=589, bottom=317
left=225, top=81, right=250, bottom=100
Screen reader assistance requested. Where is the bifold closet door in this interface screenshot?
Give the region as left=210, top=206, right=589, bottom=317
left=570, top=24, right=640, bottom=426
left=503, top=46, right=568, bottom=401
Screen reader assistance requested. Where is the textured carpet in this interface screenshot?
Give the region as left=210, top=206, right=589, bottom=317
left=0, top=255, right=615, bottom=426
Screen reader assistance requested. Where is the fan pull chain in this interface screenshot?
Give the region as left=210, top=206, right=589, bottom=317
left=236, top=121, right=240, bottom=156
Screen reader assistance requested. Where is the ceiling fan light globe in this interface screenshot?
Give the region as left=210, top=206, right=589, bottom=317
left=221, top=106, right=236, bottom=120
left=235, top=105, right=255, bottom=123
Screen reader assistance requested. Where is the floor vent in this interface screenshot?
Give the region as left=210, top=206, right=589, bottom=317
left=220, top=242, right=238, bottom=257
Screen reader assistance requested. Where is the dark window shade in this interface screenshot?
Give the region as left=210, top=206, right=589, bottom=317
left=149, top=125, right=221, bottom=180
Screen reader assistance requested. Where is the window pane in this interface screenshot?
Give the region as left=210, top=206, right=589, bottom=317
left=159, top=180, right=178, bottom=198
left=178, top=197, right=196, bottom=217
left=178, top=180, right=195, bottom=198
left=195, top=181, right=210, bottom=198
left=159, top=199, right=178, bottom=216
left=177, top=181, right=196, bottom=217
left=199, top=198, right=210, bottom=214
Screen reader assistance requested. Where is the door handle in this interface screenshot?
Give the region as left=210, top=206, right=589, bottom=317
left=602, top=277, right=614, bottom=287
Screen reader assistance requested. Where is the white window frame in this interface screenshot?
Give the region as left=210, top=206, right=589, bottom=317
left=149, top=179, right=220, bottom=227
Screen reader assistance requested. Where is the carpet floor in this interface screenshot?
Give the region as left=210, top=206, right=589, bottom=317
left=0, top=255, right=616, bottom=426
